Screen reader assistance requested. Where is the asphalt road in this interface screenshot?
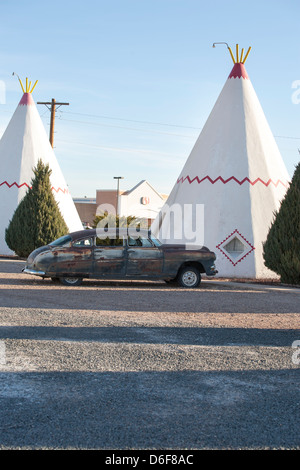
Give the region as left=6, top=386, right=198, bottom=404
left=0, top=259, right=299, bottom=450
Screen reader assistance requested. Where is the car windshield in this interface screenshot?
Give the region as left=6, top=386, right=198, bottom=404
left=49, top=235, right=72, bottom=247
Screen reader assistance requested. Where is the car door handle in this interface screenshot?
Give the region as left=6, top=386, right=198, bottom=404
left=128, top=249, right=136, bottom=253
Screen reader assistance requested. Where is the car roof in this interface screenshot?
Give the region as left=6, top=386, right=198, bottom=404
left=69, top=228, right=152, bottom=240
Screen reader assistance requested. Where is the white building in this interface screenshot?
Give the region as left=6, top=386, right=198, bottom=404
left=74, top=180, right=168, bottom=227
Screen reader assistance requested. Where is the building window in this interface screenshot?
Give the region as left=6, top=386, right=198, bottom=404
left=223, top=236, right=245, bottom=259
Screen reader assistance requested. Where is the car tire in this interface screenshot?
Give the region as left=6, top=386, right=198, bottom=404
left=59, top=277, right=83, bottom=286
left=178, top=266, right=201, bottom=288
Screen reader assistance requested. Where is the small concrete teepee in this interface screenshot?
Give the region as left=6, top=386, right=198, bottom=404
left=0, top=77, right=82, bottom=255
left=153, top=44, right=290, bottom=279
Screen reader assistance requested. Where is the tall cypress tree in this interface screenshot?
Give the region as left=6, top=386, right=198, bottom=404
left=5, top=160, right=68, bottom=257
left=263, top=162, right=300, bottom=284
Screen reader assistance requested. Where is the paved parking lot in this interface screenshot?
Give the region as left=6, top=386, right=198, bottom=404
left=0, top=258, right=299, bottom=449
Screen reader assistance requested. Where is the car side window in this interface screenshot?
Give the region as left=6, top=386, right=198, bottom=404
left=128, top=236, right=153, bottom=247
left=73, top=238, right=93, bottom=247
left=128, top=237, right=141, bottom=247
left=96, top=237, right=124, bottom=246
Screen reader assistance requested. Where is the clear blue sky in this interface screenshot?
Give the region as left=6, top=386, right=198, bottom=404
left=0, top=0, right=299, bottom=197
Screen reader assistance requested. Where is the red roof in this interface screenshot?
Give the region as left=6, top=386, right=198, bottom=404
left=19, top=93, right=34, bottom=106
left=228, top=63, right=249, bottom=79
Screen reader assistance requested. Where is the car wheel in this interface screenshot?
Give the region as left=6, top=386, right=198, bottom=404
left=59, top=277, right=83, bottom=286
left=178, top=267, right=201, bottom=288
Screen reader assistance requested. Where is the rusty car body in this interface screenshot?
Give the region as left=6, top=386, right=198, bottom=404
left=23, top=228, right=218, bottom=288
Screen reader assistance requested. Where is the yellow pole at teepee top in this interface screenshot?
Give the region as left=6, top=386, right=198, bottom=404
left=230, top=44, right=251, bottom=64
left=17, top=77, right=38, bottom=94
left=30, top=80, right=38, bottom=93
left=242, top=46, right=251, bottom=64
left=18, top=78, right=25, bottom=93
left=240, top=48, right=244, bottom=63
left=227, top=46, right=236, bottom=64
left=212, top=42, right=251, bottom=64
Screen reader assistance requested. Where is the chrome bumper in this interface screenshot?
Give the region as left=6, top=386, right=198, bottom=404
left=207, top=264, right=218, bottom=276
left=22, top=267, right=46, bottom=277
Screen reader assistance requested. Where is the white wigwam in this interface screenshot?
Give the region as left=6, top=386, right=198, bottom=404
left=153, top=45, right=290, bottom=278
left=0, top=78, right=82, bottom=255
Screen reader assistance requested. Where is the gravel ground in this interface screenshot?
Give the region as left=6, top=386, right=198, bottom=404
left=0, top=258, right=299, bottom=450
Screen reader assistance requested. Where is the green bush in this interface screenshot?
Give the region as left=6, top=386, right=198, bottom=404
left=5, top=160, right=68, bottom=257
left=263, top=162, right=300, bottom=284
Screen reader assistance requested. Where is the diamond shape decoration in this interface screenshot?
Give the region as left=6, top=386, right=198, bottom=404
left=216, top=229, right=255, bottom=266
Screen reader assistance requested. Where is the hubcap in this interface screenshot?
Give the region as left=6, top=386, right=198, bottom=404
left=64, top=277, right=80, bottom=284
left=182, top=271, right=197, bottom=286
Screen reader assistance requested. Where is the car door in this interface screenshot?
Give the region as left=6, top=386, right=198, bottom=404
left=93, top=235, right=126, bottom=277
left=126, top=235, right=163, bottom=276
left=51, top=236, right=94, bottom=275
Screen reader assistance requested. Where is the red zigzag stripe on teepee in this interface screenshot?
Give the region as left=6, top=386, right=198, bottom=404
left=51, top=186, right=69, bottom=194
left=177, top=175, right=289, bottom=188
left=0, top=181, right=69, bottom=194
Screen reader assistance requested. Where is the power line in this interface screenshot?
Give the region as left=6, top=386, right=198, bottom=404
left=55, top=110, right=300, bottom=141
left=55, top=116, right=196, bottom=138
left=60, top=110, right=201, bottom=130
left=274, top=135, right=300, bottom=140
left=37, top=109, right=300, bottom=142
left=55, top=139, right=184, bottom=157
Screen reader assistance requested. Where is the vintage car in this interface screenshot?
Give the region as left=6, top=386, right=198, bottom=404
left=23, top=228, right=218, bottom=288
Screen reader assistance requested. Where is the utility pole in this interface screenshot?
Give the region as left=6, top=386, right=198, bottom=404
left=37, top=98, right=69, bottom=147
left=113, top=176, right=124, bottom=217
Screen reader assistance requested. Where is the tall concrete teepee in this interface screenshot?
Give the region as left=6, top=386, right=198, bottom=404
left=153, top=44, right=290, bottom=278
left=0, top=77, right=82, bottom=255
